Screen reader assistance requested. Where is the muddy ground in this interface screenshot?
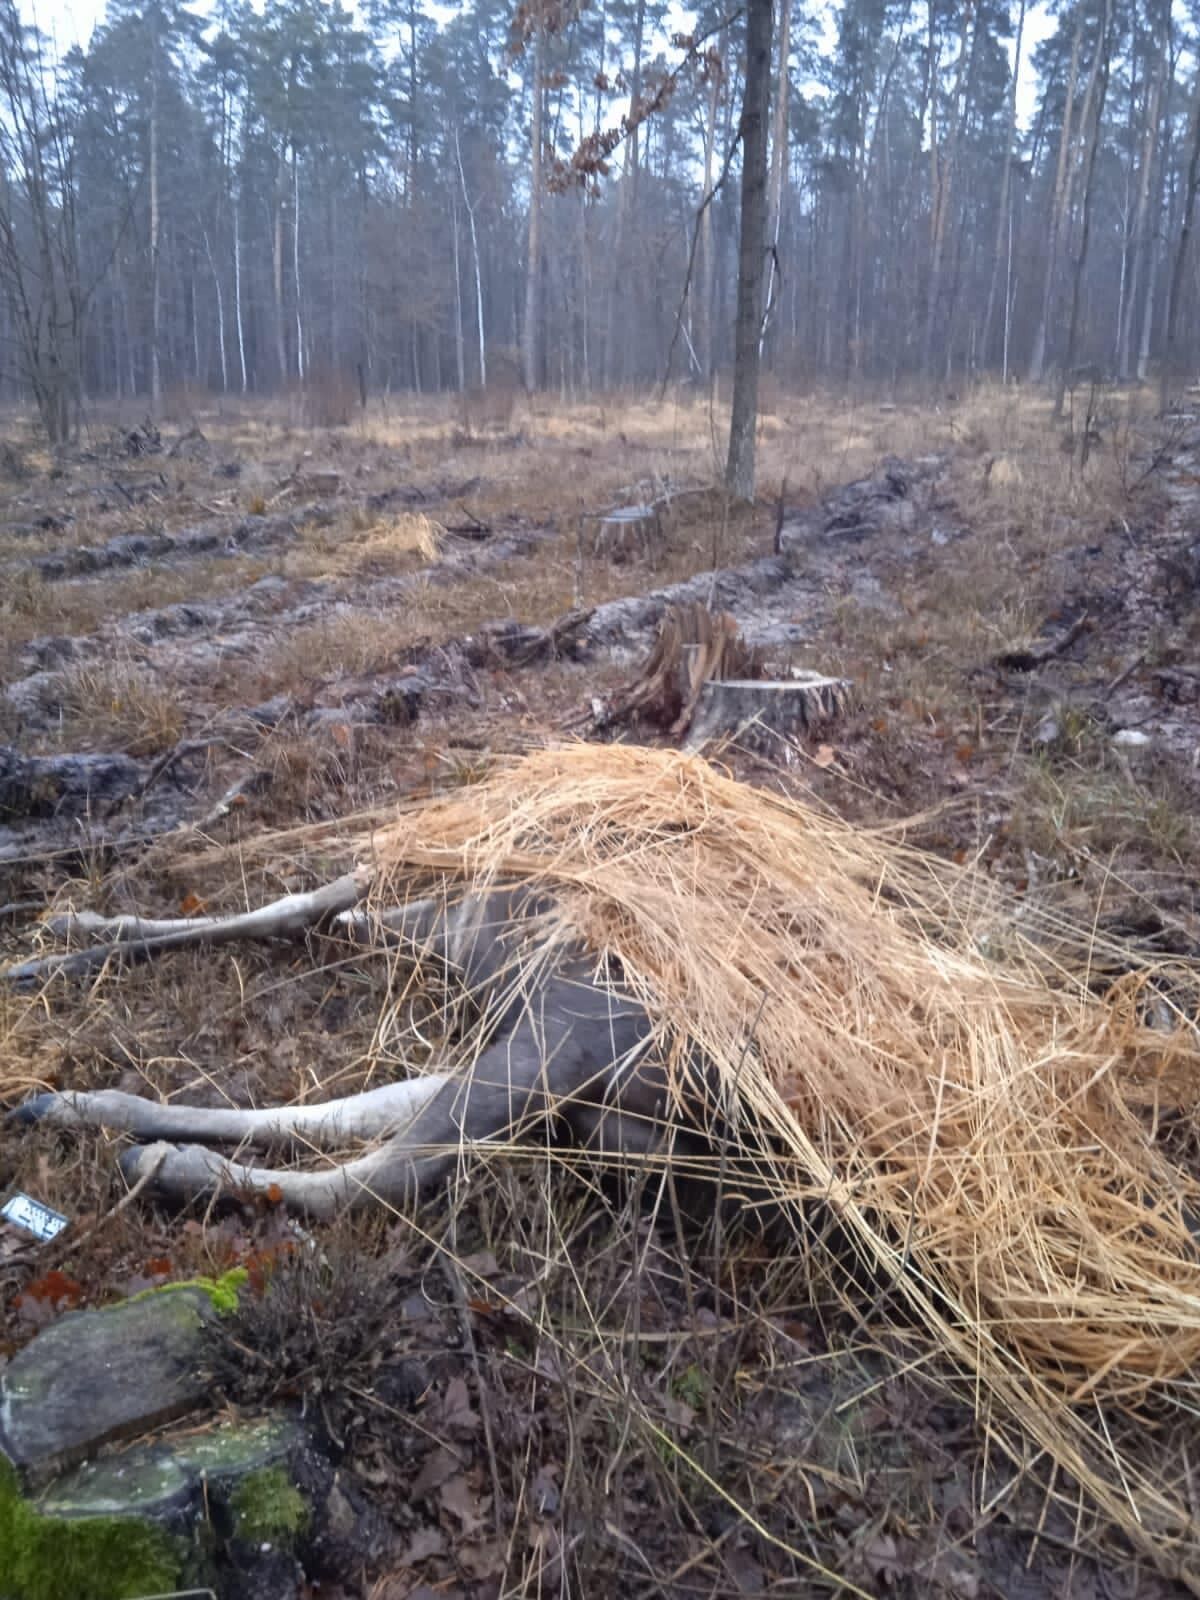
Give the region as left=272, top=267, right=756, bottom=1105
left=2, top=384, right=1199, bottom=1598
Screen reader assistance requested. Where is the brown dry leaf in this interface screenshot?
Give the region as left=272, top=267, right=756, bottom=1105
left=439, top=1473, right=489, bottom=1537
left=812, top=743, right=836, bottom=769
left=402, top=1526, right=447, bottom=1564
left=179, top=891, right=207, bottom=915
left=458, top=1537, right=505, bottom=1579
left=438, top=1375, right=477, bottom=1435
left=412, top=1446, right=460, bottom=1498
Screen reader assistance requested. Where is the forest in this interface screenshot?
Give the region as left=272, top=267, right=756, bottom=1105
left=0, top=0, right=1197, bottom=441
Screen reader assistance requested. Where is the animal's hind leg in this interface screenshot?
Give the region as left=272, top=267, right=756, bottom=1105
left=119, top=1140, right=412, bottom=1221
left=14, top=1077, right=449, bottom=1149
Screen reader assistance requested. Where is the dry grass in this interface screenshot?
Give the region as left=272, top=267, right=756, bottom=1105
left=50, top=656, right=186, bottom=755
left=280, top=510, right=444, bottom=582
left=370, top=742, right=1200, bottom=1586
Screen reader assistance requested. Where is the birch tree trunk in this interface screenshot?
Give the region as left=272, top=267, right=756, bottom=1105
left=455, top=127, right=486, bottom=387
left=522, top=19, right=544, bottom=392
left=760, top=0, right=790, bottom=360
left=233, top=187, right=247, bottom=392
left=292, top=151, right=304, bottom=382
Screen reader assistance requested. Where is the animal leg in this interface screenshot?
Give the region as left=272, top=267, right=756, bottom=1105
left=119, top=1140, right=410, bottom=1220
left=13, top=1077, right=449, bottom=1149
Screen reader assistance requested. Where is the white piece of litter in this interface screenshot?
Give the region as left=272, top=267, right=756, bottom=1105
left=1, top=1192, right=69, bottom=1242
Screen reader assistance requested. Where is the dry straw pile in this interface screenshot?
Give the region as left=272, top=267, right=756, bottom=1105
left=373, top=742, right=1200, bottom=1584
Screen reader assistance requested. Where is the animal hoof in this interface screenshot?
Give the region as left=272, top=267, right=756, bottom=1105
left=8, top=1092, right=57, bottom=1127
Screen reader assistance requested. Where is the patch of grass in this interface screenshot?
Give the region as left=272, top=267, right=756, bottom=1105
left=52, top=657, right=186, bottom=755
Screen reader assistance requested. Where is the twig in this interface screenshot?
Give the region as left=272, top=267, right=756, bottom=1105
left=1102, top=651, right=1146, bottom=698
left=659, top=129, right=742, bottom=401
left=996, top=612, right=1091, bottom=672
left=441, top=1244, right=506, bottom=1529
left=45, top=1146, right=167, bottom=1263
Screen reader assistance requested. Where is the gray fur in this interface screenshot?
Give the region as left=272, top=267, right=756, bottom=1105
left=17, top=887, right=715, bottom=1220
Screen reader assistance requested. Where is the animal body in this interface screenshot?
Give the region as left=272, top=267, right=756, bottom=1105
left=15, top=888, right=716, bottom=1219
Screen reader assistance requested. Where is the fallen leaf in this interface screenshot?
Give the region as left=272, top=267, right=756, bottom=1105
left=812, top=744, right=836, bottom=769
left=412, top=1446, right=460, bottom=1498
left=179, top=892, right=207, bottom=916
left=402, top=1526, right=447, bottom=1564
left=439, top=1375, right=477, bottom=1435
left=440, top=1472, right=489, bottom=1536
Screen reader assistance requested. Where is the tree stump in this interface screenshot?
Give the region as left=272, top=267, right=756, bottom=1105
left=683, top=673, right=854, bottom=754
left=587, top=504, right=662, bottom=562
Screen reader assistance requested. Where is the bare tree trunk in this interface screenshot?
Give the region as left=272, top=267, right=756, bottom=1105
left=522, top=19, right=543, bottom=392
left=149, top=16, right=161, bottom=410
left=1160, top=66, right=1200, bottom=413
left=699, top=48, right=723, bottom=376
left=273, top=163, right=287, bottom=382
left=451, top=184, right=465, bottom=392
left=725, top=0, right=773, bottom=501
left=1119, top=9, right=1166, bottom=380
left=1028, top=1, right=1083, bottom=383
left=1056, top=0, right=1112, bottom=415
left=292, top=150, right=304, bottom=382
left=760, top=0, right=790, bottom=360
left=455, top=128, right=486, bottom=387
left=603, top=0, right=646, bottom=388
left=981, top=0, right=1026, bottom=371
left=922, top=0, right=973, bottom=380
left=203, top=230, right=227, bottom=392
left=233, top=186, right=247, bottom=392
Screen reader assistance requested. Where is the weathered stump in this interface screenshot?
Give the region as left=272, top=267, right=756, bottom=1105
left=587, top=504, right=662, bottom=562
left=684, top=673, right=854, bottom=754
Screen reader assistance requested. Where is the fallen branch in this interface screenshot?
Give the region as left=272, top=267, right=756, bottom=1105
left=996, top=613, right=1091, bottom=672
left=3, top=870, right=370, bottom=987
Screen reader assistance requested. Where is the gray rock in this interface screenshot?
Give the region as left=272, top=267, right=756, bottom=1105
left=0, top=1289, right=214, bottom=1480
left=0, top=745, right=144, bottom=820
left=39, top=1413, right=299, bottom=1526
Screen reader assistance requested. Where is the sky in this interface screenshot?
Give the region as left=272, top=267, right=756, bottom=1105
left=23, top=0, right=1055, bottom=130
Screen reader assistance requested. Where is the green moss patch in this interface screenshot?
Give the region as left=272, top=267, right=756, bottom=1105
left=0, top=1458, right=180, bottom=1600
left=129, top=1265, right=248, bottom=1314
left=230, top=1465, right=308, bottom=1547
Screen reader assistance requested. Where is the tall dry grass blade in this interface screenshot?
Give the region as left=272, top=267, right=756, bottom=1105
left=369, top=743, right=1200, bottom=1586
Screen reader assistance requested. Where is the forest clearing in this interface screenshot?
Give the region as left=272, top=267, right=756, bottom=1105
left=1, top=381, right=1200, bottom=1598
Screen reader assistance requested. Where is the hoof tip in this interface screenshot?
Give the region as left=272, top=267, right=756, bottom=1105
left=8, top=1092, right=56, bottom=1127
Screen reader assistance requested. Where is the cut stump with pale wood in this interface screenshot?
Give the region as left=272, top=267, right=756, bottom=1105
left=586, top=504, right=663, bottom=562
left=684, top=673, right=854, bottom=754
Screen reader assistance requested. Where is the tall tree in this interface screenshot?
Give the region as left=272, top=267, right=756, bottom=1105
left=725, top=0, right=773, bottom=499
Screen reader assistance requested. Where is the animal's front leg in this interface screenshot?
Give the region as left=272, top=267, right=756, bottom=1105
left=14, top=1077, right=449, bottom=1149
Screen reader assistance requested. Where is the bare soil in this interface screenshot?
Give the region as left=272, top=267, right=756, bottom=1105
left=2, top=384, right=1198, bottom=1599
